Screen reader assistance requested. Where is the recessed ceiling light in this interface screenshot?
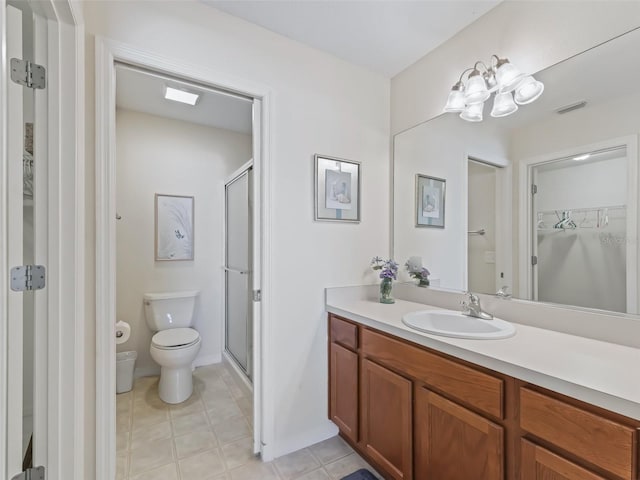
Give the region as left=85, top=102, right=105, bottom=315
left=573, top=154, right=591, bottom=161
left=164, top=85, right=200, bottom=106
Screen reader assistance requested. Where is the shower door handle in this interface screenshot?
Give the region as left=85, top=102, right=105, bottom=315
left=223, top=266, right=250, bottom=275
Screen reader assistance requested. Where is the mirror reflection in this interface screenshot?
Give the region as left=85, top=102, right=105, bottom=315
left=393, top=26, right=640, bottom=315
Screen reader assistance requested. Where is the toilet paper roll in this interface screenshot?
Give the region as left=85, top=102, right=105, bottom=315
left=115, top=321, right=131, bottom=344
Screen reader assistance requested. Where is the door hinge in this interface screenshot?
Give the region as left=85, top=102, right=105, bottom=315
left=531, top=255, right=538, bottom=266
left=531, top=184, right=538, bottom=195
left=10, top=59, right=46, bottom=89
left=252, top=289, right=261, bottom=302
left=12, top=466, right=45, bottom=480
left=10, top=265, right=46, bottom=292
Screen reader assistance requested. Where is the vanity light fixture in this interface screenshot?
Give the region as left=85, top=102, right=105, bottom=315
left=443, top=55, right=544, bottom=122
left=573, top=154, right=591, bottom=161
left=164, top=85, right=200, bottom=106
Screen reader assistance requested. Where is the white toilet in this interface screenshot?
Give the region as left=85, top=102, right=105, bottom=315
left=143, top=290, right=201, bottom=404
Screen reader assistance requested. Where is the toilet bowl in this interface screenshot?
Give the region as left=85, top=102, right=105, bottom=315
left=144, top=291, right=201, bottom=404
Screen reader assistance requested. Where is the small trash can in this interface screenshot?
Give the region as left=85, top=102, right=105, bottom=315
left=116, top=351, right=137, bottom=394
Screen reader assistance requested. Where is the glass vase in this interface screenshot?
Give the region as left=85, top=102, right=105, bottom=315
left=379, top=277, right=395, bottom=304
left=418, top=278, right=430, bottom=287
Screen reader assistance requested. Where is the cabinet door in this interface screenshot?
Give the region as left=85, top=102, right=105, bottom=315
left=415, top=387, right=504, bottom=480
left=361, top=358, right=412, bottom=480
left=521, top=440, right=606, bottom=480
left=329, top=343, right=359, bottom=443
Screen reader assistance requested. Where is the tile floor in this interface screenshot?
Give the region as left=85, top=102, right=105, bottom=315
left=116, top=362, right=382, bottom=480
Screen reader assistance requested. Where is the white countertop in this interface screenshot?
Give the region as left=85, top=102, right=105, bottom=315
left=326, top=295, right=640, bottom=420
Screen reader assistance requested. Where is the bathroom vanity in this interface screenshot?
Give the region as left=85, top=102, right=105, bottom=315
left=326, top=287, right=640, bottom=480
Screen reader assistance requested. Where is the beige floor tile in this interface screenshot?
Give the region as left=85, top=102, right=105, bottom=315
left=220, top=437, right=255, bottom=470
left=116, top=411, right=132, bottom=434
left=129, top=437, right=174, bottom=476
left=235, top=396, right=252, bottom=417
left=211, top=474, right=232, bottom=480
left=228, top=461, right=280, bottom=480
left=169, top=392, right=204, bottom=418
left=275, top=448, right=320, bottom=479
left=171, top=410, right=211, bottom=437
left=323, top=454, right=381, bottom=480
left=202, top=388, right=234, bottom=407
left=132, top=406, right=170, bottom=431
left=116, top=430, right=130, bottom=452
left=206, top=401, right=243, bottom=426
left=174, top=430, right=218, bottom=459
left=213, top=416, right=252, bottom=445
left=116, top=453, right=128, bottom=480
left=130, top=462, right=179, bottom=480
left=130, top=421, right=172, bottom=450
left=294, top=469, right=330, bottom=480
left=178, top=448, right=226, bottom=478
left=309, top=437, right=353, bottom=465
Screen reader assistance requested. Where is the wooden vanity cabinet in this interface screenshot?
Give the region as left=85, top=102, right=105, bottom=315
left=361, top=358, right=412, bottom=479
left=415, top=387, right=504, bottom=480
left=328, top=316, right=359, bottom=443
left=327, top=313, right=640, bottom=480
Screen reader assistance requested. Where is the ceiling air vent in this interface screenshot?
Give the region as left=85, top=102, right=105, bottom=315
left=555, top=100, right=587, bottom=115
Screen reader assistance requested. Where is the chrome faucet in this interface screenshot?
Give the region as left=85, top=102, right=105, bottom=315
left=461, top=292, right=494, bottom=320
left=496, top=285, right=511, bottom=299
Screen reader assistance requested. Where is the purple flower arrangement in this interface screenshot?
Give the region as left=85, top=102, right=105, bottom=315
left=370, top=256, right=399, bottom=280
left=405, top=261, right=431, bottom=286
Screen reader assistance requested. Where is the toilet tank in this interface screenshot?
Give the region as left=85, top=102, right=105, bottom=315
left=143, top=291, right=199, bottom=331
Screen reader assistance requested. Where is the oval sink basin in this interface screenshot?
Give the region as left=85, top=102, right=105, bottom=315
left=402, top=309, right=515, bottom=340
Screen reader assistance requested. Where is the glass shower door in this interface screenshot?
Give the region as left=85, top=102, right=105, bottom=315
left=225, top=167, right=253, bottom=380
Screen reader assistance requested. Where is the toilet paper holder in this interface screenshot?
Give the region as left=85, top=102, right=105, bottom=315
left=116, top=331, right=124, bottom=338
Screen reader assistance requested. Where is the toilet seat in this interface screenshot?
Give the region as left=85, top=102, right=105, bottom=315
left=152, top=328, right=200, bottom=350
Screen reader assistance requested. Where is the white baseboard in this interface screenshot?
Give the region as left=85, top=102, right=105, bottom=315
left=194, top=353, right=221, bottom=368
left=133, top=366, right=160, bottom=379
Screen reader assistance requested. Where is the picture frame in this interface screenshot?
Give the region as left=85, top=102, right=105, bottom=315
left=155, top=194, right=195, bottom=261
left=314, top=154, right=361, bottom=222
left=416, top=174, right=446, bottom=228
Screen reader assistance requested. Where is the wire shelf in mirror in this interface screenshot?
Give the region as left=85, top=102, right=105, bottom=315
left=536, top=205, right=626, bottom=231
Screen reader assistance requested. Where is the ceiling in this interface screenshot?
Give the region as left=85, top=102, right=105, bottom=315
left=115, top=65, right=253, bottom=134
left=204, top=0, right=501, bottom=77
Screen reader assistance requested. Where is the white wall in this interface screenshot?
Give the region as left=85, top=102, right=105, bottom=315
left=115, top=109, right=251, bottom=376
left=83, top=0, right=390, bottom=461
left=391, top=1, right=640, bottom=134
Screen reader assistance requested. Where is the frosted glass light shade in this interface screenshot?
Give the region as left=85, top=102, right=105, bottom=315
left=495, top=61, right=526, bottom=92
left=444, top=87, right=466, bottom=112
left=464, top=73, right=490, bottom=105
left=460, top=102, right=483, bottom=122
left=514, top=76, right=545, bottom=104
left=491, top=91, right=518, bottom=117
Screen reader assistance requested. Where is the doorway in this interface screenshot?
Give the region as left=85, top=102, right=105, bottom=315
left=96, top=39, right=273, bottom=479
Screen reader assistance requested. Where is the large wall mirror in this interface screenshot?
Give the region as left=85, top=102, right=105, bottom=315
left=393, top=26, right=640, bottom=316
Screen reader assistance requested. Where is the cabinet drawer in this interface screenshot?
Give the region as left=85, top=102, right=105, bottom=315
left=361, top=329, right=503, bottom=418
left=329, top=315, right=358, bottom=351
left=520, top=387, right=636, bottom=480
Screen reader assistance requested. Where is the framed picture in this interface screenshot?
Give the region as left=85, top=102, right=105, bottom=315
left=314, top=154, right=361, bottom=222
left=155, top=194, right=195, bottom=261
left=416, top=174, right=446, bottom=228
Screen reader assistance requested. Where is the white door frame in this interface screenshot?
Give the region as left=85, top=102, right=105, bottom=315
left=518, top=135, right=639, bottom=312
left=1, top=1, right=85, bottom=479
left=94, top=38, right=274, bottom=479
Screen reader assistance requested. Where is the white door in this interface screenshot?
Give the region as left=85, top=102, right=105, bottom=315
left=225, top=167, right=253, bottom=378
left=5, top=3, right=47, bottom=478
